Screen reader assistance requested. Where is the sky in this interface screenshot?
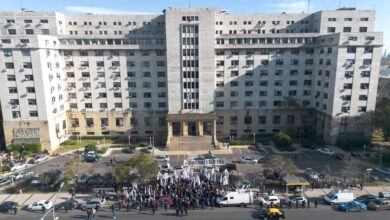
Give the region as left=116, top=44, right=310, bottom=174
left=0, top=0, right=388, bottom=52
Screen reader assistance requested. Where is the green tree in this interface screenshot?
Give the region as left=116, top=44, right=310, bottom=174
left=127, top=154, right=159, bottom=183
left=272, top=132, right=293, bottom=149
left=373, top=97, right=390, bottom=140
left=84, top=144, right=97, bottom=152
left=264, top=155, right=298, bottom=177
left=63, top=156, right=88, bottom=185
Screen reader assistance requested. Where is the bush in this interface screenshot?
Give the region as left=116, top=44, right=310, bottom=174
left=110, top=145, right=129, bottom=148
left=272, top=132, right=294, bottom=152
left=230, top=139, right=253, bottom=145
left=63, top=140, right=77, bottom=145
left=96, top=148, right=107, bottom=154
left=136, top=142, right=149, bottom=148
left=336, top=134, right=371, bottom=152
left=84, top=144, right=97, bottom=152
left=10, top=143, right=42, bottom=155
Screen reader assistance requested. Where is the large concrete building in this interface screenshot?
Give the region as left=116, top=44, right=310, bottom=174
left=0, top=7, right=383, bottom=151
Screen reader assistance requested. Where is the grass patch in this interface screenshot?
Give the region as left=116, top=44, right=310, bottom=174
left=56, top=138, right=114, bottom=154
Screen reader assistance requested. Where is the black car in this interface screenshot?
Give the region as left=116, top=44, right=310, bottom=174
left=54, top=199, right=79, bottom=210
left=301, top=143, right=315, bottom=150
left=356, top=194, right=378, bottom=205
left=0, top=201, right=18, bottom=212
left=122, top=146, right=136, bottom=154
left=219, top=163, right=237, bottom=172
left=84, top=156, right=99, bottom=163
left=332, top=153, right=347, bottom=160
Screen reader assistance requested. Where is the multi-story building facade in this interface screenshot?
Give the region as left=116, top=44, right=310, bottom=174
left=0, top=7, right=382, bottom=151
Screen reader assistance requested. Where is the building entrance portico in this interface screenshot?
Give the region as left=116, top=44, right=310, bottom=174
left=166, top=113, right=217, bottom=150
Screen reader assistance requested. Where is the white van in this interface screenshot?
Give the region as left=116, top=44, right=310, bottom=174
left=218, top=190, right=254, bottom=207
left=324, top=189, right=354, bottom=205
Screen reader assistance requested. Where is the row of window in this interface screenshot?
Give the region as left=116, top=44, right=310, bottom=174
left=69, top=91, right=167, bottom=99
left=214, top=100, right=310, bottom=108
left=327, top=26, right=367, bottom=33
left=69, top=101, right=167, bottom=109
left=66, top=71, right=166, bottom=78
left=11, top=111, right=37, bottom=118
left=67, top=81, right=166, bottom=89
left=216, top=90, right=312, bottom=98
left=59, top=38, right=165, bottom=46
left=6, top=28, right=50, bottom=35
left=216, top=114, right=295, bottom=125
left=65, top=49, right=165, bottom=57
left=71, top=116, right=166, bottom=128
left=215, top=20, right=306, bottom=25
left=67, top=20, right=161, bottom=26
left=216, top=80, right=312, bottom=87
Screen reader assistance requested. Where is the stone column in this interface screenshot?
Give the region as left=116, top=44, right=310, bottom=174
left=196, top=121, right=204, bottom=136
left=211, top=120, right=217, bottom=146
left=167, top=121, right=172, bottom=139
left=181, top=121, right=188, bottom=136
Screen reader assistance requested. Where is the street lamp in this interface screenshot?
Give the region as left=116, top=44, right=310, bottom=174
left=363, top=145, right=366, bottom=159
left=52, top=182, right=64, bottom=220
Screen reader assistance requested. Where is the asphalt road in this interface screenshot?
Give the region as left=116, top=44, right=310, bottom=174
left=0, top=206, right=388, bottom=220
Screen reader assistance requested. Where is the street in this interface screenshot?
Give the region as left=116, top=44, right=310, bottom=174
left=1, top=206, right=389, bottom=220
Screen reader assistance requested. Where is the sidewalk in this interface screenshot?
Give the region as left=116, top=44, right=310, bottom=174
left=0, top=192, right=94, bottom=206
left=303, top=185, right=390, bottom=199
left=153, top=148, right=233, bottom=156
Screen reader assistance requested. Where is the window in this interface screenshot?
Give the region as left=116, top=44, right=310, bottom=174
left=116, top=118, right=124, bottom=126
left=8, top=29, right=16, bottom=35
left=360, top=83, right=369, bottom=89
left=347, top=47, right=356, bottom=53
left=22, top=49, right=30, bottom=56
left=7, top=75, right=16, bottom=81
left=258, top=116, right=266, bottom=124
left=5, top=62, right=14, bottom=69
left=71, top=118, right=79, bottom=127
left=343, top=27, right=352, bottom=32
left=327, top=27, right=335, bottom=33
left=230, top=81, right=238, bottom=87
left=273, top=116, right=281, bottom=124
left=359, top=27, right=367, bottom=32
left=8, top=87, right=17, bottom=93
left=244, top=116, right=252, bottom=125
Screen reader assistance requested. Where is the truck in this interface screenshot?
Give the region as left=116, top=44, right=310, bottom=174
left=323, top=189, right=354, bottom=205
left=218, top=190, right=254, bottom=207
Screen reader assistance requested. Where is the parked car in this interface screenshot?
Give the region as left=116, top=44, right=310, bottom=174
left=145, top=146, right=155, bottom=153
left=305, top=168, right=319, bottom=181
left=263, top=169, right=278, bottom=180
left=284, top=195, right=307, bottom=205
left=122, top=146, right=136, bottom=154
left=12, top=171, right=34, bottom=181
left=240, top=156, right=258, bottom=164
left=30, top=175, right=42, bottom=186
left=54, top=198, right=79, bottom=210
left=0, top=201, right=18, bottom=213
left=379, top=191, right=390, bottom=199
left=324, top=189, right=354, bottom=205
left=259, top=208, right=285, bottom=220
left=318, top=147, right=334, bottom=156
left=10, top=163, right=28, bottom=172
left=339, top=201, right=367, bottom=212
left=84, top=156, right=99, bottom=163
left=154, top=156, right=170, bottom=162
left=27, top=200, right=53, bottom=211
left=203, top=153, right=217, bottom=159
left=80, top=198, right=106, bottom=210
left=0, top=176, right=11, bottom=186
left=32, top=154, right=49, bottom=164
left=159, top=163, right=173, bottom=171
left=219, top=163, right=237, bottom=172
left=355, top=194, right=378, bottom=205
left=301, top=143, right=315, bottom=150
left=375, top=167, right=390, bottom=176
left=83, top=151, right=102, bottom=158
left=332, top=153, right=347, bottom=160
left=259, top=196, right=280, bottom=206
left=367, top=199, right=390, bottom=210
